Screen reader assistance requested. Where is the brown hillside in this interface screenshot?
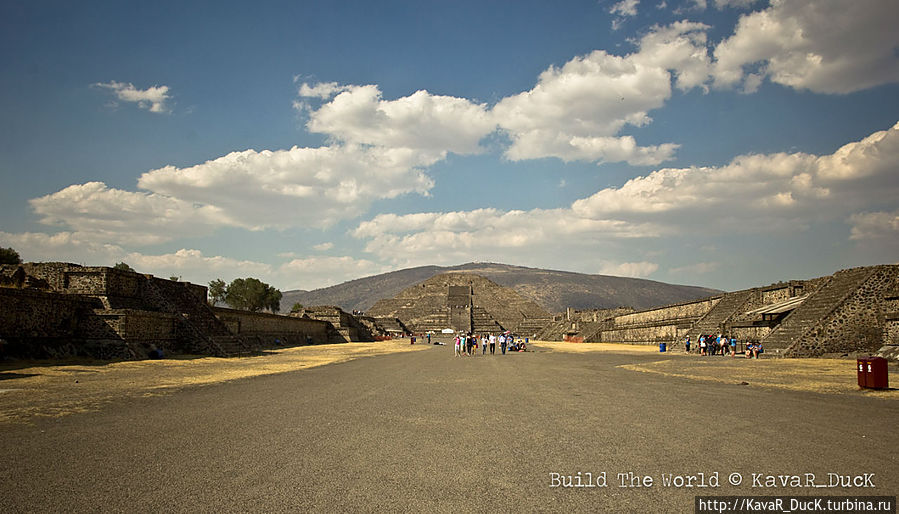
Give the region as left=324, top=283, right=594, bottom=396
left=281, top=262, right=721, bottom=314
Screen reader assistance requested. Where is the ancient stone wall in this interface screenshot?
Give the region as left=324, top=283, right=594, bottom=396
left=612, top=297, right=719, bottom=326
left=0, top=287, right=94, bottom=341
left=0, top=288, right=172, bottom=359
left=214, top=307, right=330, bottom=346
left=790, top=265, right=899, bottom=356
left=730, top=326, right=772, bottom=343
left=597, top=323, right=681, bottom=344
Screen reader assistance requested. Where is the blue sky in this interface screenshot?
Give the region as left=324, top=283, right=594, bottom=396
left=1, top=0, right=897, bottom=293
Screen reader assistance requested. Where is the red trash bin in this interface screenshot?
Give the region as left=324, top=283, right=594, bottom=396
left=857, top=358, right=867, bottom=388
left=866, top=357, right=889, bottom=389
left=858, top=357, right=889, bottom=389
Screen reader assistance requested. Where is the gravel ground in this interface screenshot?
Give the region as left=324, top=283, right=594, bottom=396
left=1, top=341, right=897, bottom=512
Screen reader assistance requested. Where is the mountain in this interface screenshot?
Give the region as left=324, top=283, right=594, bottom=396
left=280, top=262, right=722, bottom=314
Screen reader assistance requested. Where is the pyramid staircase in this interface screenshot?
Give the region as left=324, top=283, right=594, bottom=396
left=371, top=317, right=409, bottom=334
left=679, top=290, right=754, bottom=348
left=143, top=279, right=251, bottom=357
left=762, top=267, right=876, bottom=354
left=413, top=310, right=451, bottom=333
left=515, top=316, right=553, bottom=336
left=471, top=306, right=504, bottom=334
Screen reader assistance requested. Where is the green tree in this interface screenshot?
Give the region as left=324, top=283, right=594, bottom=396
left=224, top=277, right=281, bottom=313
left=208, top=279, right=227, bottom=306
left=290, top=302, right=304, bottom=313
left=113, top=262, right=135, bottom=272
left=0, top=247, right=22, bottom=265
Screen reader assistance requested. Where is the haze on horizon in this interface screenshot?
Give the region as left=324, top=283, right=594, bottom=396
left=1, top=0, right=897, bottom=293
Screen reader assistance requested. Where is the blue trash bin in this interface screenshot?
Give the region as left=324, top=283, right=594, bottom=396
left=659, top=342, right=667, bottom=352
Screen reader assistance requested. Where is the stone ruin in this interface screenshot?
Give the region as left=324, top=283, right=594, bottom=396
left=367, top=272, right=553, bottom=335
left=0, top=263, right=380, bottom=360
left=538, top=264, right=899, bottom=359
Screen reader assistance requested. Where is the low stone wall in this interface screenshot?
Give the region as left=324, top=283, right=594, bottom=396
left=0, top=287, right=165, bottom=359
left=213, top=307, right=330, bottom=346
left=597, top=321, right=688, bottom=344
left=612, top=297, right=719, bottom=326
left=0, top=287, right=94, bottom=341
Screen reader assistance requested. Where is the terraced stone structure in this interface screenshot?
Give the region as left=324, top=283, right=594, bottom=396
left=0, top=263, right=348, bottom=359
left=367, top=273, right=552, bottom=335
left=540, top=264, right=899, bottom=359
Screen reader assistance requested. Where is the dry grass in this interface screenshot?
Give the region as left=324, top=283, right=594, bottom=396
left=0, top=340, right=425, bottom=424
left=532, top=340, right=898, bottom=400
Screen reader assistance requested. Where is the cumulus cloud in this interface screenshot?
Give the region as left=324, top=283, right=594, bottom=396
left=29, top=182, right=235, bottom=245
left=306, top=85, right=494, bottom=156
left=493, top=21, right=710, bottom=165
left=136, top=144, right=435, bottom=230
left=849, top=210, right=899, bottom=240
left=93, top=81, right=172, bottom=113
left=599, top=261, right=659, bottom=277
left=352, top=122, right=899, bottom=268
left=0, top=230, right=385, bottom=291
left=572, top=122, right=899, bottom=228
left=713, top=0, right=899, bottom=93
left=312, top=242, right=334, bottom=251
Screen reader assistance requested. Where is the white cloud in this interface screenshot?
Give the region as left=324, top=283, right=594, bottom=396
left=493, top=21, right=710, bottom=165
left=0, top=231, right=126, bottom=265
left=307, top=85, right=495, bottom=156
left=599, top=261, right=659, bottom=277
left=849, top=210, right=899, bottom=240
left=352, top=208, right=661, bottom=270
left=278, top=256, right=387, bottom=290
left=297, top=81, right=350, bottom=99
left=125, top=249, right=273, bottom=280
left=0, top=231, right=384, bottom=291
left=713, top=0, right=899, bottom=93
left=352, top=122, right=899, bottom=269
left=136, top=144, right=435, bottom=230
left=610, top=0, right=639, bottom=17
left=93, top=81, right=172, bottom=113
left=610, top=0, right=639, bottom=29
left=29, top=182, right=235, bottom=245
left=572, top=121, right=899, bottom=227
left=312, top=242, right=334, bottom=251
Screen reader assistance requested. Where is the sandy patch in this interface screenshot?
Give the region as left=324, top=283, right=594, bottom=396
left=0, top=340, right=425, bottom=424
left=533, top=341, right=898, bottom=399
left=619, top=357, right=899, bottom=399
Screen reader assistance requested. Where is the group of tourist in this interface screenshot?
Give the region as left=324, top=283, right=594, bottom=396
left=683, top=334, right=763, bottom=358
left=452, top=333, right=526, bottom=357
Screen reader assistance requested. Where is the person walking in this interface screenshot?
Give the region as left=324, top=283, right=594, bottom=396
left=500, top=334, right=507, bottom=355
left=684, top=336, right=691, bottom=353
left=454, top=335, right=461, bottom=357
left=489, top=333, right=496, bottom=355
left=481, top=335, right=487, bottom=355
